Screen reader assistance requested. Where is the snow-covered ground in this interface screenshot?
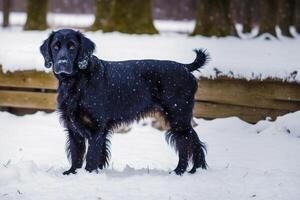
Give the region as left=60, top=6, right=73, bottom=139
left=0, top=29, right=299, bottom=82
left=0, top=12, right=300, bottom=81
left=0, top=111, right=300, bottom=199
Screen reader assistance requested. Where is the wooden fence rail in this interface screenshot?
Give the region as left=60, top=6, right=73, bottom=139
left=1, top=66, right=300, bottom=123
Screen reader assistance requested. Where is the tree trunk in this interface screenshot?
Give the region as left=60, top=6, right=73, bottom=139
left=278, top=0, right=294, bottom=37
left=191, top=0, right=212, bottom=36
left=257, top=0, right=278, bottom=37
left=103, top=0, right=158, bottom=34
left=241, top=0, right=254, bottom=33
left=2, top=0, right=10, bottom=27
left=191, top=0, right=236, bottom=37
left=295, top=0, right=300, bottom=33
left=90, top=0, right=111, bottom=31
left=24, top=0, right=48, bottom=30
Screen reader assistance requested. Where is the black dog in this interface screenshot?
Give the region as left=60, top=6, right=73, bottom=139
left=40, top=29, right=208, bottom=175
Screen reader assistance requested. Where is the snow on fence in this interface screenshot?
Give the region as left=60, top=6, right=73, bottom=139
left=0, top=65, right=300, bottom=123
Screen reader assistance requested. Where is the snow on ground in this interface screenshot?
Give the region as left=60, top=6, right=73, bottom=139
left=0, top=29, right=299, bottom=82
left=0, top=111, right=300, bottom=200
left=0, top=12, right=300, bottom=81
left=0, top=12, right=94, bottom=28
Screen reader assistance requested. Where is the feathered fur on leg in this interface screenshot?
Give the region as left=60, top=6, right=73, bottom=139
left=166, top=127, right=207, bottom=175
left=85, top=131, right=111, bottom=172
left=63, top=130, right=86, bottom=175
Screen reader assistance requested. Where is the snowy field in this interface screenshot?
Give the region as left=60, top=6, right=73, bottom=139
left=1, top=12, right=300, bottom=199
left=0, top=12, right=300, bottom=81
left=0, top=111, right=300, bottom=200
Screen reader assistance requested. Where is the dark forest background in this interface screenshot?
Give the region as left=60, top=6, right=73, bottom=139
left=1, top=0, right=196, bottom=20
left=1, top=0, right=299, bottom=38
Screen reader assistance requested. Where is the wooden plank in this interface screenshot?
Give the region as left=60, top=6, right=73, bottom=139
left=193, top=101, right=290, bottom=123
left=0, top=66, right=299, bottom=123
left=0, top=91, right=292, bottom=123
left=197, top=77, right=300, bottom=101
left=196, top=77, right=300, bottom=111
left=0, top=66, right=57, bottom=89
left=0, top=90, right=57, bottom=110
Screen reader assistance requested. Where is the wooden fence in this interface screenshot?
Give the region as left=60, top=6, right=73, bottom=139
left=0, top=66, right=300, bottom=123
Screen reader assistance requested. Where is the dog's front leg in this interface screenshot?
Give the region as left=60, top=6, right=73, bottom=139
left=85, top=131, right=111, bottom=173
left=63, top=130, right=86, bottom=175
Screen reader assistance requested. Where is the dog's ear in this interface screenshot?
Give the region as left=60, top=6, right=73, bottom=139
left=40, top=31, right=55, bottom=68
left=76, top=31, right=95, bottom=70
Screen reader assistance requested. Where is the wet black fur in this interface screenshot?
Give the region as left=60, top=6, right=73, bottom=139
left=40, top=29, right=208, bottom=175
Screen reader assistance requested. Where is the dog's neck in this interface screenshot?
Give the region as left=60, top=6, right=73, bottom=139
left=56, top=57, right=96, bottom=84
left=56, top=56, right=105, bottom=104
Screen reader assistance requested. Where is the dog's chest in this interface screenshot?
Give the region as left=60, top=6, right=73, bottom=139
left=57, top=81, right=101, bottom=120
left=57, top=81, right=84, bottom=114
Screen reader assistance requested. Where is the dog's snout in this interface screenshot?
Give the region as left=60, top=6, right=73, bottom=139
left=54, top=57, right=73, bottom=75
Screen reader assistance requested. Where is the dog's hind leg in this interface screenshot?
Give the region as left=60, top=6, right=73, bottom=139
left=188, top=128, right=207, bottom=173
left=162, top=97, right=207, bottom=175
left=166, top=126, right=207, bottom=175
left=97, top=131, right=111, bottom=170
left=85, top=130, right=111, bottom=172
left=166, top=127, right=190, bottom=175
left=63, top=130, right=86, bottom=175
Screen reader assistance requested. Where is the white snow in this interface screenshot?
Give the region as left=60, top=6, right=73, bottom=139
left=0, top=111, right=300, bottom=200
left=0, top=12, right=95, bottom=28
left=0, top=29, right=299, bottom=82
left=0, top=12, right=300, bottom=81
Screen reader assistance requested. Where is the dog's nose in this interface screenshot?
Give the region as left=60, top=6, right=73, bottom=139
left=58, top=59, right=68, bottom=64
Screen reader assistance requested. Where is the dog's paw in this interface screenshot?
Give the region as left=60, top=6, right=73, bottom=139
left=62, top=168, right=77, bottom=175
left=188, top=167, right=197, bottom=174
left=169, top=169, right=185, bottom=176
left=85, top=165, right=99, bottom=173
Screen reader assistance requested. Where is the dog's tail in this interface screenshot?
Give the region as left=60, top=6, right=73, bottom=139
left=186, top=49, right=209, bottom=72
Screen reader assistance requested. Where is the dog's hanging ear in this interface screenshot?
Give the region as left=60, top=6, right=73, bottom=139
left=40, top=31, right=55, bottom=68
left=76, top=31, right=95, bottom=70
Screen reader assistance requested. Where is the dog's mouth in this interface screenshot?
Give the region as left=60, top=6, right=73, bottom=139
left=54, top=59, right=73, bottom=75
left=54, top=68, right=73, bottom=75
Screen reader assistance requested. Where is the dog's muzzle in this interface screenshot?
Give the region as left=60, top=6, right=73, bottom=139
left=54, top=59, right=73, bottom=75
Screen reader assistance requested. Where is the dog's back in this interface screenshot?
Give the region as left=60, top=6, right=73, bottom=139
left=98, top=51, right=207, bottom=126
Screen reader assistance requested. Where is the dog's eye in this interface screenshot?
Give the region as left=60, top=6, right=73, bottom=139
left=54, top=42, right=61, bottom=50
left=68, top=42, right=75, bottom=50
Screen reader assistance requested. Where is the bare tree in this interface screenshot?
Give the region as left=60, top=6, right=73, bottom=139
left=295, top=0, right=300, bottom=33
left=278, top=0, right=294, bottom=37
left=257, top=0, right=278, bottom=37
left=192, top=0, right=236, bottom=37
left=2, top=0, right=10, bottom=27
left=24, top=0, right=48, bottom=30
left=103, top=0, right=158, bottom=34
left=191, top=0, right=211, bottom=36
left=90, top=0, right=111, bottom=31
left=240, top=0, right=255, bottom=33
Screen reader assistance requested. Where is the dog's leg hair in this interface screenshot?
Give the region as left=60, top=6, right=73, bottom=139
left=188, top=128, right=207, bottom=174
left=98, top=131, right=111, bottom=170
left=63, top=130, right=86, bottom=175
left=166, top=127, right=207, bottom=175
left=166, top=127, right=191, bottom=175
left=85, top=130, right=111, bottom=172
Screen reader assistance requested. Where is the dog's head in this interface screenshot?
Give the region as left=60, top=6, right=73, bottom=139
left=40, top=29, right=95, bottom=76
